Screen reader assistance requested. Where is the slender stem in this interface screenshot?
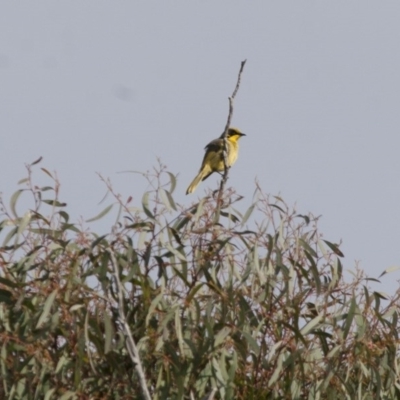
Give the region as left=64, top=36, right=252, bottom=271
left=215, top=59, right=247, bottom=216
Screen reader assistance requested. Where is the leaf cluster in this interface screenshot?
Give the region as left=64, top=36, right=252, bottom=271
left=0, top=162, right=400, bottom=399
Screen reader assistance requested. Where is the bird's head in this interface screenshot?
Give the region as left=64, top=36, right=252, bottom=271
left=221, top=127, right=246, bottom=142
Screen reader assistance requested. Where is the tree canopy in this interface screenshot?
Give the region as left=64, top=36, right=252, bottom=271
left=0, top=161, right=399, bottom=399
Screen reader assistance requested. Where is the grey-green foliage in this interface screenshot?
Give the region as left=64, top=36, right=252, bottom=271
left=0, top=162, right=399, bottom=400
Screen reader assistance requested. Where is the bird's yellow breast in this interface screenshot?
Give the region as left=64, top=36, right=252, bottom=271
left=212, top=139, right=239, bottom=172
left=226, top=139, right=239, bottom=166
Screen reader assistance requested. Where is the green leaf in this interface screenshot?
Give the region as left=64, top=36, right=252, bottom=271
left=1, top=345, right=7, bottom=391
left=59, top=211, right=70, bottom=222
left=42, top=199, right=67, bottom=207
left=299, top=238, right=317, bottom=257
left=220, top=210, right=239, bottom=223
left=17, top=177, right=29, bottom=185
left=211, top=357, right=225, bottom=385
left=296, top=214, right=310, bottom=224
left=44, top=388, right=56, bottom=400
left=17, top=211, right=31, bottom=236
left=165, top=244, right=187, bottom=262
left=327, top=345, right=342, bottom=359
left=41, top=168, right=53, bottom=178
left=126, top=221, right=155, bottom=231
left=9, top=189, right=23, bottom=218
left=185, top=283, right=204, bottom=305
left=323, top=240, right=344, bottom=257
left=164, top=189, right=177, bottom=211
left=175, top=308, right=184, bottom=357
left=69, top=304, right=85, bottom=312
left=304, top=251, right=321, bottom=294
left=146, top=292, right=164, bottom=326
left=159, top=188, right=177, bottom=211
left=36, top=289, right=58, bottom=329
left=268, top=352, right=284, bottom=386
left=269, top=203, right=285, bottom=213
left=300, top=314, right=323, bottom=335
left=58, top=391, right=76, bottom=400
left=55, top=355, right=68, bottom=374
left=167, top=171, right=177, bottom=193
left=30, top=156, right=43, bottom=166
left=374, top=291, right=389, bottom=300
left=342, top=296, right=356, bottom=339
left=86, top=204, right=113, bottom=222
left=104, top=312, right=113, bottom=354
left=241, top=331, right=260, bottom=356
left=2, top=227, right=18, bottom=247
left=379, top=265, right=400, bottom=278
left=142, top=191, right=155, bottom=220
left=168, top=226, right=183, bottom=246
left=214, top=327, right=231, bottom=348
left=291, top=379, right=301, bottom=398
left=241, top=203, right=255, bottom=226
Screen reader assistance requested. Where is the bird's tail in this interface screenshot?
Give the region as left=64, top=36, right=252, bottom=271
left=186, top=169, right=208, bottom=194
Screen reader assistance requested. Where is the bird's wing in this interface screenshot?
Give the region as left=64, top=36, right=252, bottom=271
left=199, top=138, right=225, bottom=175
left=204, top=138, right=223, bottom=153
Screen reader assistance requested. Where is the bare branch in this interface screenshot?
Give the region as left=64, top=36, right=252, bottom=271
left=215, top=59, right=247, bottom=216
left=222, top=59, right=247, bottom=137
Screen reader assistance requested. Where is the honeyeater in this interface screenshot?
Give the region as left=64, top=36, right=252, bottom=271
left=186, top=127, right=246, bottom=194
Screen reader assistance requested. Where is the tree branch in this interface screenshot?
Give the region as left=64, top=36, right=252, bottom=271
left=215, top=59, right=247, bottom=217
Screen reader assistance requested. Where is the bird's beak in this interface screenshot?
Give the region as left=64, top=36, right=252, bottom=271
left=240, top=132, right=246, bottom=136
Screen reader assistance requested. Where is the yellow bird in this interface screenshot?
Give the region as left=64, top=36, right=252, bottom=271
left=186, top=127, right=246, bottom=194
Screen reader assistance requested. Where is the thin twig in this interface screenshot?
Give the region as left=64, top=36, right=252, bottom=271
left=108, top=248, right=152, bottom=400
left=215, top=59, right=247, bottom=216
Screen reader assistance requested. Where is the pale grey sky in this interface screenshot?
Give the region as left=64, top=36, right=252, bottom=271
left=1, top=2, right=400, bottom=292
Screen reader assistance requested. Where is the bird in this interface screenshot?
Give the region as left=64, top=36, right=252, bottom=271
left=186, top=127, right=246, bottom=194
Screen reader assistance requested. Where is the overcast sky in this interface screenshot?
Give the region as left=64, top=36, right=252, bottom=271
left=1, top=2, right=400, bottom=293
